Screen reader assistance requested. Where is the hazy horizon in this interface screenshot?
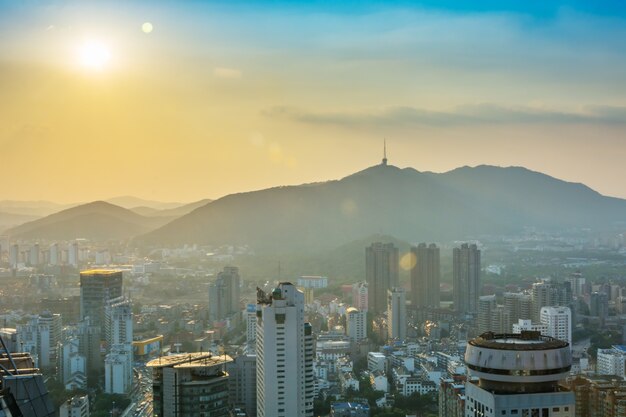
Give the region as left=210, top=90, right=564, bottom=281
left=2, top=0, right=626, bottom=202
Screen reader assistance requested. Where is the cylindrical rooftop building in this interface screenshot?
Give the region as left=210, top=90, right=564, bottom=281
left=464, top=331, right=574, bottom=417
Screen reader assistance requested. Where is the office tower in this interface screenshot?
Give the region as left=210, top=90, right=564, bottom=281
left=410, top=243, right=440, bottom=308
left=49, top=243, right=59, bottom=266
left=68, top=243, right=79, bottom=267
left=531, top=280, right=572, bottom=322
left=352, top=282, right=368, bottom=312
left=0, top=329, right=17, bottom=353
left=104, top=297, right=132, bottom=347
left=540, top=306, right=572, bottom=345
left=79, top=269, right=123, bottom=326
left=477, top=295, right=497, bottom=334
left=366, top=242, right=399, bottom=314
left=59, top=395, right=89, bottom=417
left=0, top=351, right=55, bottom=417
left=226, top=353, right=257, bottom=417
left=58, top=338, right=87, bottom=390
left=465, top=331, right=574, bottom=417
left=387, top=288, right=406, bottom=341
left=104, top=344, right=133, bottom=394
left=29, top=244, right=40, bottom=266
left=245, top=304, right=257, bottom=347
left=256, top=283, right=314, bottom=417
left=9, top=244, right=18, bottom=268
left=208, top=280, right=223, bottom=322
left=452, top=243, right=481, bottom=315
left=148, top=353, right=232, bottom=417
left=345, top=308, right=367, bottom=342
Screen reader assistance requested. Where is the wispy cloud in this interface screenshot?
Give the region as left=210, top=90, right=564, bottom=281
left=264, top=104, right=626, bottom=127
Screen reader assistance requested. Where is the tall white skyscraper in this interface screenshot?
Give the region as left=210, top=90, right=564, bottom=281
left=256, top=283, right=314, bottom=417
left=387, top=287, right=406, bottom=341
left=346, top=307, right=367, bottom=342
left=352, top=282, right=368, bottom=312
left=540, top=306, right=572, bottom=346
left=49, top=243, right=59, bottom=266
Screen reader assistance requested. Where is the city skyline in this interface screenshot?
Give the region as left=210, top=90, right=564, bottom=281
left=2, top=1, right=626, bottom=202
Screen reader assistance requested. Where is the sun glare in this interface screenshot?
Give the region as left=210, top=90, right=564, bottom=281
left=77, top=40, right=111, bottom=71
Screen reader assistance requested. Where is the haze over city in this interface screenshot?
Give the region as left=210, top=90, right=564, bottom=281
left=2, top=0, right=626, bottom=202
left=3, top=2, right=626, bottom=417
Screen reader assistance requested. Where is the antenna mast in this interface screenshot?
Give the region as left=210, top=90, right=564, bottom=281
left=382, top=139, right=388, bottom=166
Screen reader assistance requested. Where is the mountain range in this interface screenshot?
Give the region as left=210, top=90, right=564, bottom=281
left=136, top=163, right=626, bottom=252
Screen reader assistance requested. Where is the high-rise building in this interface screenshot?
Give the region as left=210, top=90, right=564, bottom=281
left=221, top=266, right=241, bottom=315
left=439, top=375, right=471, bottom=417
left=567, top=271, right=586, bottom=297
left=148, top=353, right=231, bottom=417
left=410, top=243, right=440, bottom=308
left=345, top=308, right=367, bottom=342
left=465, top=331, right=574, bottom=417
left=104, top=344, right=133, bottom=394
left=453, top=243, right=481, bottom=315
left=540, top=306, right=572, bottom=345
left=531, top=280, right=572, bottom=322
left=209, top=266, right=241, bottom=322
left=255, top=283, right=314, bottom=417
left=104, top=297, right=133, bottom=347
left=590, top=291, right=609, bottom=324
left=9, top=244, right=18, bottom=268
left=503, top=292, right=532, bottom=324
left=79, top=270, right=123, bottom=326
left=245, top=304, right=257, bottom=347
left=29, top=244, right=40, bottom=266
left=352, top=282, right=368, bottom=312
left=49, top=244, right=59, bottom=266
left=15, top=312, right=61, bottom=369
left=77, top=320, right=102, bottom=373
left=226, top=353, right=257, bottom=417
left=477, top=295, right=497, bottom=334
left=387, top=287, right=406, bottom=341
left=366, top=243, right=399, bottom=314
left=68, top=242, right=79, bottom=267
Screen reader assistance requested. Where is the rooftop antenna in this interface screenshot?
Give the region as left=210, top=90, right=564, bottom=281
left=382, top=139, right=388, bottom=166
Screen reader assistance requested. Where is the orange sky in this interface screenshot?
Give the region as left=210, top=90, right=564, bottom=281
left=1, top=1, right=626, bottom=203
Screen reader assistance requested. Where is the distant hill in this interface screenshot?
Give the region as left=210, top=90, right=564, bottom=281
left=6, top=201, right=172, bottom=240
left=0, top=212, right=41, bottom=233
left=138, top=163, right=626, bottom=252
left=130, top=199, right=213, bottom=218
left=106, top=196, right=185, bottom=210
left=0, top=200, right=75, bottom=217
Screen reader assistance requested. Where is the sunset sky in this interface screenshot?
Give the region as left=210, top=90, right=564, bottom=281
left=1, top=0, right=626, bottom=203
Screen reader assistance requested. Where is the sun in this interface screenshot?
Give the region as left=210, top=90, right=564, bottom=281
left=77, top=40, right=111, bottom=71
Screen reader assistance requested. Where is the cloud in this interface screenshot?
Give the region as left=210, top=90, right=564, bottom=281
left=264, top=104, right=626, bottom=127
left=213, top=67, right=242, bottom=79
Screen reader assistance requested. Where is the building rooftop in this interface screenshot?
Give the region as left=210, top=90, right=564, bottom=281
left=80, top=269, right=122, bottom=276
left=146, top=352, right=232, bottom=369
left=469, top=331, right=569, bottom=351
